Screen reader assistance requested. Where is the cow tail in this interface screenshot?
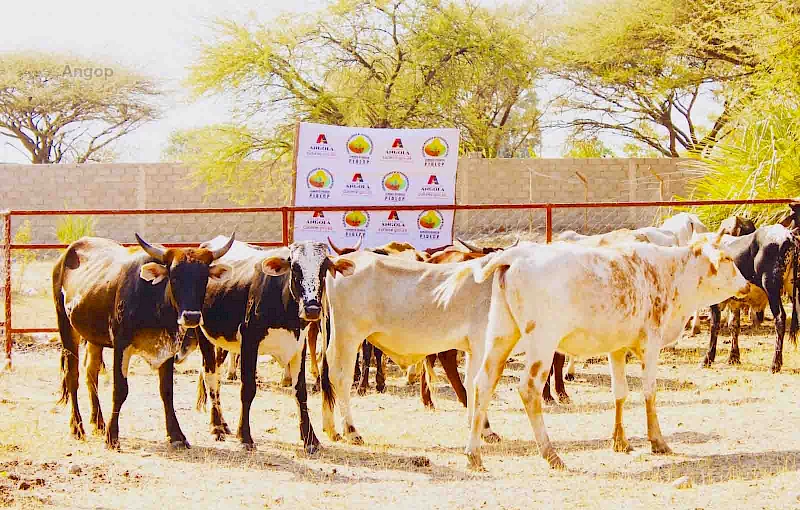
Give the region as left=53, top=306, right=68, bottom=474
left=433, top=251, right=515, bottom=307
left=53, top=247, right=78, bottom=407
left=423, top=356, right=438, bottom=406
left=790, top=245, right=799, bottom=346
left=320, top=294, right=336, bottom=415
left=196, top=373, right=208, bottom=412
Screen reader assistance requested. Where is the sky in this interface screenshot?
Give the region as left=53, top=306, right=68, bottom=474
left=0, top=0, right=717, bottom=163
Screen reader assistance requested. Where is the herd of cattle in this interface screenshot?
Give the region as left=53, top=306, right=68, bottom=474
left=51, top=203, right=800, bottom=470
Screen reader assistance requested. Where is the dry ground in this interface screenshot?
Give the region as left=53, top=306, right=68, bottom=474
left=2, top=261, right=800, bottom=509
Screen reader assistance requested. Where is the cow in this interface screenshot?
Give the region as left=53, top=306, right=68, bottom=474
left=194, top=237, right=355, bottom=453
left=433, top=233, right=750, bottom=470
left=715, top=215, right=762, bottom=329
left=720, top=215, right=757, bottom=237
left=53, top=233, right=235, bottom=449
left=699, top=224, right=799, bottom=372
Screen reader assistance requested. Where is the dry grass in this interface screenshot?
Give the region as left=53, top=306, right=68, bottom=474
left=2, top=264, right=800, bottom=508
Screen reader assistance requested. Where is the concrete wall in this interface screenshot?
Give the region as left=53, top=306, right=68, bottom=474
left=0, top=158, right=692, bottom=246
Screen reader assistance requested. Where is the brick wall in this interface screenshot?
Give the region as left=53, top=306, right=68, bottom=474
left=0, top=158, right=692, bottom=245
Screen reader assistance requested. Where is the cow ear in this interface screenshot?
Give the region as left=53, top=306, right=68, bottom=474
left=328, top=256, right=355, bottom=277
left=261, top=257, right=291, bottom=276
left=140, top=262, right=168, bottom=285
left=209, top=263, right=232, bottom=281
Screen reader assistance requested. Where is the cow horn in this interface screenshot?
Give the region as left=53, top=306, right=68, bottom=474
left=713, top=227, right=725, bottom=246
left=457, top=237, right=482, bottom=253
left=327, top=236, right=345, bottom=255
left=508, top=238, right=520, bottom=249
left=210, top=233, right=236, bottom=260
left=351, top=236, right=363, bottom=252
left=135, top=233, right=166, bottom=262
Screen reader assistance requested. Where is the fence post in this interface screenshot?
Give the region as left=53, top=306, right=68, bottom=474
left=3, top=211, right=11, bottom=370
left=545, top=205, right=553, bottom=244
left=281, top=207, right=289, bottom=246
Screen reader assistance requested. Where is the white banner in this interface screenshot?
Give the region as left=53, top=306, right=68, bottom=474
left=292, top=122, right=459, bottom=250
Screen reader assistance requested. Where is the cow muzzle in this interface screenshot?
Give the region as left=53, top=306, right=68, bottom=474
left=178, top=311, right=203, bottom=328
left=300, top=301, right=322, bottom=321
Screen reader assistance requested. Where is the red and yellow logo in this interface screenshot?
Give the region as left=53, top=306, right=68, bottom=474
left=418, top=210, right=443, bottom=230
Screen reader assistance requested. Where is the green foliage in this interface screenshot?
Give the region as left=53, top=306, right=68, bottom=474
left=562, top=135, right=615, bottom=158
left=12, top=220, right=36, bottom=294
left=172, top=0, right=543, bottom=202
left=56, top=216, right=96, bottom=245
left=0, top=52, right=161, bottom=163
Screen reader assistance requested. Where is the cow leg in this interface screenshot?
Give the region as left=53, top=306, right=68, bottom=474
left=85, top=343, right=105, bottom=435
left=463, top=352, right=500, bottom=444
left=281, top=363, right=293, bottom=387
left=106, top=343, right=132, bottom=450
left=60, top=326, right=85, bottom=440
left=158, top=357, right=189, bottom=448
left=420, top=354, right=437, bottom=409
left=608, top=349, right=632, bottom=452
left=702, top=304, right=721, bottom=367
left=517, top=343, right=564, bottom=470
left=690, top=309, right=702, bottom=335
left=439, top=350, right=467, bottom=407
left=552, top=352, right=570, bottom=404
left=541, top=357, right=555, bottom=404
left=728, top=306, right=742, bottom=365
left=322, top=335, right=362, bottom=444
left=307, top=323, right=321, bottom=393
left=642, top=344, right=671, bottom=454
left=236, top=335, right=260, bottom=450
left=406, top=362, right=420, bottom=385
left=353, top=350, right=361, bottom=384
left=565, top=356, right=576, bottom=381
left=287, top=341, right=320, bottom=454
left=766, top=281, right=787, bottom=373
left=357, top=340, right=372, bottom=396
left=199, top=338, right=230, bottom=440
left=374, top=347, right=386, bottom=393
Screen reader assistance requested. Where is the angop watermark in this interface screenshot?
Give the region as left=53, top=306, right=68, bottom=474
left=62, top=64, right=114, bottom=80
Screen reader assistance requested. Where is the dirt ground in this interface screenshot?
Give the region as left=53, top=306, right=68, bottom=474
left=1, top=316, right=800, bottom=509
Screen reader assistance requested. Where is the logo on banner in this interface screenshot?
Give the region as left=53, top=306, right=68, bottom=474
left=378, top=210, right=409, bottom=236
left=301, top=210, right=334, bottom=232
left=416, top=174, right=448, bottom=200
left=342, top=172, right=372, bottom=197
left=382, top=171, right=409, bottom=202
left=422, top=137, right=449, bottom=168
left=306, top=168, right=334, bottom=199
left=342, top=210, right=370, bottom=238
left=306, top=133, right=337, bottom=158
left=418, top=209, right=444, bottom=240
left=346, top=134, right=373, bottom=165
left=381, top=137, right=412, bottom=163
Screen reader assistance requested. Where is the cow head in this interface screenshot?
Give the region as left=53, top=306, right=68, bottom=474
left=690, top=230, right=750, bottom=303
left=137, top=233, right=234, bottom=329
left=719, top=215, right=756, bottom=237
left=261, top=240, right=355, bottom=321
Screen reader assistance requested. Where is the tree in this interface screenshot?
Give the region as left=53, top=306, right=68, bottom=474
left=545, top=0, right=784, bottom=158
left=172, top=0, right=542, bottom=201
left=0, top=52, right=161, bottom=163
left=562, top=134, right=614, bottom=158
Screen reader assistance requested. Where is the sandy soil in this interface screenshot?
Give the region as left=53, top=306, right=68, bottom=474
left=1, top=317, right=800, bottom=509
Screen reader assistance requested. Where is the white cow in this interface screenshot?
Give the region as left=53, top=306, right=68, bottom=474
left=434, top=233, right=749, bottom=470
left=319, top=250, right=509, bottom=445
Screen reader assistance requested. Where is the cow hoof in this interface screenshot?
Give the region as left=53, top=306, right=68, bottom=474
left=651, top=441, right=672, bottom=455
left=542, top=394, right=555, bottom=405
left=546, top=453, right=566, bottom=470
left=376, top=384, right=386, bottom=394
left=281, top=377, right=292, bottom=388
left=481, top=432, right=502, bottom=444
left=692, top=326, right=702, bottom=336
left=771, top=361, right=782, bottom=373
left=564, top=374, right=575, bottom=382
left=327, top=432, right=342, bottom=442
left=558, top=394, right=571, bottom=405
left=105, top=438, right=121, bottom=451
left=613, top=439, right=633, bottom=453
left=311, top=379, right=321, bottom=394
left=423, top=402, right=435, bottom=410
left=701, top=356, right=713, bottom=368
left=240, top=442, right=256, bottom=452
left=357, top=386, right=367, bottom=396
left=727, top=354, right=741, bottom=365
left=92, top=424, right=106, bottom=436
left=70, top=423, right=86, bottom=440
left=348, top=435, right=364, bottom=446
left=226, top=374, right=238, bottom=382
left=466, top=452, right=485, bottom=471
left=169, top=440, right=191, bottom=450
left=304, top=442, right=321, bottom=456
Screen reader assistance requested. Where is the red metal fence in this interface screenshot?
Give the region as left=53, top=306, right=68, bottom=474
left=1, top=198, right=795, bottom=368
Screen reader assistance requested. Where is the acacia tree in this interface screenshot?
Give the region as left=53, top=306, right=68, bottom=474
left=169, top=0, right=542, bottom=201
left=0, top=52, right=160, bottom=163
left=545, top=0, right=782, bottom=158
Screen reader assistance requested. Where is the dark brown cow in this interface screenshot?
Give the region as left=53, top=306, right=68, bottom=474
left=54, top=234, right=234, bottom=449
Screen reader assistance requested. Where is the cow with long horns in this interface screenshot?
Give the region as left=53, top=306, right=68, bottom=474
left=53, top=233, right=235, bottom=450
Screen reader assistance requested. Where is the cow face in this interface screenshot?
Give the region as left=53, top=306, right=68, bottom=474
left=261, top=241, right=355, bottom=321
left=137, top=234, right=234, bottom=329
left=691, top=234, right=750, bottom=303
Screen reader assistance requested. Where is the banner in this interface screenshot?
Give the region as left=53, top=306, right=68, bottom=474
left=292, top=122, right=459, bottom=250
